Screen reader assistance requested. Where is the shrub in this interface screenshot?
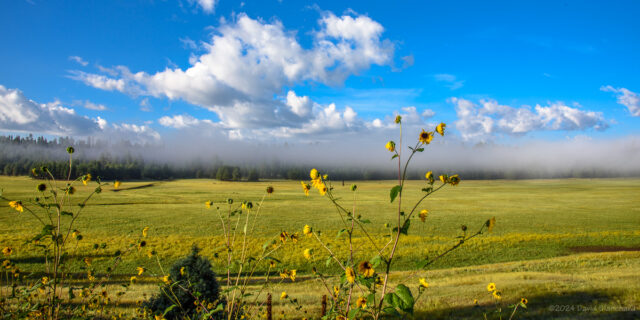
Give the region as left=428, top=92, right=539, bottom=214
left=145, top=246, right=221, bottom=319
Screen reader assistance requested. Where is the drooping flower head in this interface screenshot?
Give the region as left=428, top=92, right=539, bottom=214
left=303, top=248, right=313, bottom=260
left=385, top=141, right=396, bottom=152
left=345, top=267, right=356, bottom=284
left=425, top=171, right=433, bottom=182
left=357, top=261, right=375, bottom=277
left=310, top=168, right=319, bottom=180
left=9, top=201, right=24, bottom=213
left=419, top=209, right=428, bottom=222
left=436, top=123, right=446, bottom=136
left=303, top=225, right=312, bottom=237
left=300, top=181, right=310, bottom=196
left=82, top=173, right=92, bottom=186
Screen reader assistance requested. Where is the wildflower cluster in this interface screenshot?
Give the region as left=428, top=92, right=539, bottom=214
left=479, top=282, right=528, bottom=319
left=0, top=148, right=135, bottom=319
left=295, top=118, right=495, bottom=320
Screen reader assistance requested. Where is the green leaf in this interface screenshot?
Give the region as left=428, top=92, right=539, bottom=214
left=391, top=154, right=398, bottom=160
left=395, top=284, right=415, bottom=313
left=61, top=211, right=73, bottom=217
left=336, top=228, right=347, bottom=239
left=371, top=255, right=383, bottom=268
left=348, top=308, right=359, bottom=320
left=383, top=292, right=397, bottom=308
left=358, top=219, right=371, bottom=224
left=382, top=306, right=400, bottom=316
left=163, top=304, right=177, bottom=316
left=263, top=256, right=281, bottom=263
left=416, top=148, right=424, bottom=152
left=390, top=185, right=402, bottom=203
left=325, top=256, right=333, bottom=267
left=392, top=219, right=411, bottom=235
left=366, top=293, right=376, bottom=303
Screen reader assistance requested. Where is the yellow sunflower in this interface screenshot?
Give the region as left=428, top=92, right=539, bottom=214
left=356, top=296, right=367, bottom=309
left=487, top=283, right=496, bottom=292
left=419, top=129, right=434, bottom=144
left=310, top=168, right=319, bottom=180
left=419, top=209, right=428, bottom=222
left=357, top=261, right=375, bottom=277
left=436, top=123, right=446, bottom=136
left=385, top=141, right=396, bottom=152
left=82, top=173, right=92, bottom=186
left=300, top=181, right=310, bottom=196
left=345, top=267, right=356, bottom=284
left=8, top=201, right=24, bottom=213
left=303, top=224, right=312, bottom=236
left=303, top=248, right=313, bottom=260
left=419, top=278, right=429, bottom=288
left=2, top=247, right=13, bottom=256
left=449, top=174, right=460, bottom=186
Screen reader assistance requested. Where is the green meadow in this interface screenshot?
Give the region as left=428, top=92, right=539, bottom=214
left=1, top=176, right=639, bottom=318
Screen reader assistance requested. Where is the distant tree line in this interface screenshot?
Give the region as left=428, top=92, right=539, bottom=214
left=0, top=134, right=637, bottom=181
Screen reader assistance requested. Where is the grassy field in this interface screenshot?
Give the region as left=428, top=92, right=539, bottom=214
left=1, top=176, right=639, bottom=318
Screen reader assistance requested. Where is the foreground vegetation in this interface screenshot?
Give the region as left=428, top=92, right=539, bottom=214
left=1, top=176, right=639, bottom=318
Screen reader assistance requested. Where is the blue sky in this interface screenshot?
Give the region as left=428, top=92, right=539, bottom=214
left=0, top=0, right=639, bottom=146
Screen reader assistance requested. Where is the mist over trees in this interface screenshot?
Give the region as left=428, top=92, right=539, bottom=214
left=0, top=134, right=638, bottom=181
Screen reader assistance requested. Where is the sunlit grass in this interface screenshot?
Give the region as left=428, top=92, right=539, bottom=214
left=1, top=176, right=639, bottom=318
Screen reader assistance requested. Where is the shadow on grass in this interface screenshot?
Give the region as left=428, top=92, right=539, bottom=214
left=569, top=246, right=640, bottom=253
left=110, top=183, right=156, bottom=192
left=413, top=290, right=639, bottom=320
left=9, top=253, right=116, bottom=264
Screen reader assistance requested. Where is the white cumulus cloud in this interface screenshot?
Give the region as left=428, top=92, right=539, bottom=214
left=451, top=97, right=608, bottom=141
left=71, top=11, right=394, bottom=137
left=158, top=114, right=214, bottom=129
left=192, top=0, right=217, bottom=13
left=0, top=85, right=159, bottom=142
left=601, top=85, right=640, bottom=117
left=0, top=85, right=100, bottom=135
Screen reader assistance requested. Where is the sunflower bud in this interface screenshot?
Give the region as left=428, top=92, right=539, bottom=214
left=66, top=146, right=74, bottom=154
